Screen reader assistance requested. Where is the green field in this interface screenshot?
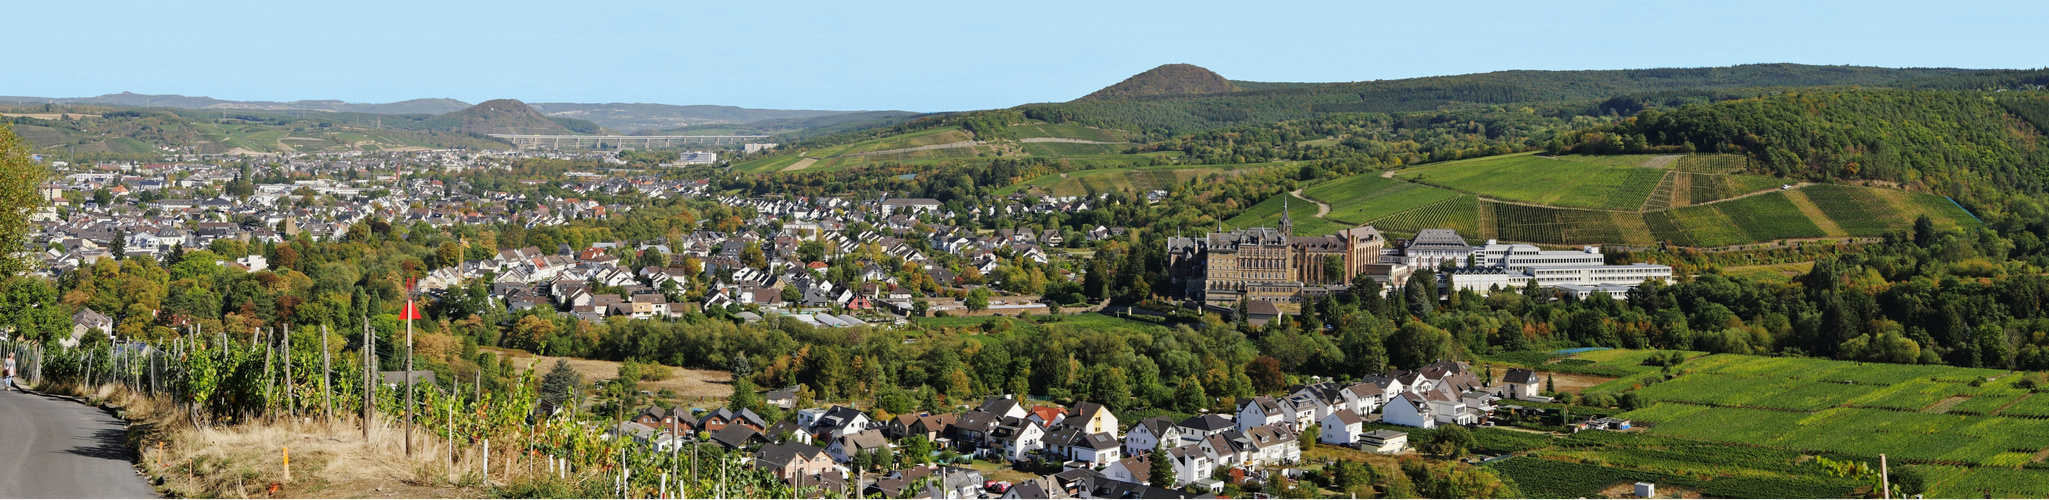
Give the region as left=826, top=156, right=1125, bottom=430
left=1224, top=192, right=1351, bottom=236
left=1301, top=174, right=1462, bottom=224
left=738, top=122, right=1139, bottom=173
left=1008, top=122, right=1132, bottom=143
left=1598, top=351, right=2049, bottom=497
left=1367, top=195, right=1480, bottom=238
left=1395, top=153, right=1667, bottom=211
left=1222, top=151, right=1983, bottom=247
left=1474, top=349, right=2049, bottom=498
left=1673, top=154, right=1751, bottom=173
left=996, top=163, right=1277, bottom=197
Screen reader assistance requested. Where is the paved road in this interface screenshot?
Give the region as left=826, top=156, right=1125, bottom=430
left=0, top=388, right=156, bottom=498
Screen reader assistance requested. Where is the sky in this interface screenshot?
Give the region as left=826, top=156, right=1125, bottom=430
left=7, top=0, right=2048, bottom=112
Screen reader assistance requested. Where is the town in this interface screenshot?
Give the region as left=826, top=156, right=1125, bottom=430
left=21, top=147, right=1682, bottom=498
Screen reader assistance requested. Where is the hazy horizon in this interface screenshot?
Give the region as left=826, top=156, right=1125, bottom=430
left=6, top=0, right=2047, bottom=112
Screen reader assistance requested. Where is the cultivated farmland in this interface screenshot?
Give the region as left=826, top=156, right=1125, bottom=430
left=1598, top=351, right=2049, bottom=497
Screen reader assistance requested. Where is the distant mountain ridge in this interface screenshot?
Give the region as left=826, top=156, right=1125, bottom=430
left=1076, top=64, right=1241, bottom=101
left=528, top=103, right=884, bottom=133
left=0, top=92, right=473, bottom=114
left=429, top=99, right=586, bottom=136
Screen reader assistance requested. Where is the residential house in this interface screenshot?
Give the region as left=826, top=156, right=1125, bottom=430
left=1065, top=402, right=1119, bottom=437
left=827, top=429, right=890, bottom=463
left=1122, top=416, right=1181, bottom=457
left=752, top=442, right=836, bottom=480
left=1382, top=392, right=1437, bottom=429
left=1319, top=410, right=1364, bottom=446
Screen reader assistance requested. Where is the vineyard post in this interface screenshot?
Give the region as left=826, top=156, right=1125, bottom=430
left=322, top=324, right=331, bottom=425
left=483, top=439, right=489, bottom=482
left=284, top=325, right=293, bottom=417
left=361, top=318, right=372, bottom=442
left=261, top=328, right=273, bottom=421
left=446, top=398, right=453, bottom=483
left=1880, top=454, right=1890, bottom=499
left=405, top=297, right=415, bottom=458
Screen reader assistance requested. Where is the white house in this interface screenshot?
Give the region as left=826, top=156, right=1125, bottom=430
left=1502, top=368, right=1541, bottom=400
left=1236, top=396, right=1292, bottom=433
left=1123, top=416, right=1181, bottom=457
left=1383, top=392, right=1437, bottom=429
left=1319, top=410, right=1364, bottom=446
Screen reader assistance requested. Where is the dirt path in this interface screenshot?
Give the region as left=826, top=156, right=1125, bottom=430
left=1019, top=137, right=1125, bottom=144
left=779, top=157, right=819, bottom=172
left=1998, top=392, right=2034, bottom=417
left=1291, top=189, right=1332, bottom=217
left=1671, top=172, right=1694, bottom=206
left=840, top=140, right=982, bottom=157
left=1641, top=155, right=1683, bottom=168
left=1924, top=396, right=1970, bottom=414
left=1781, top=188, right=1847, bottom=236
left=1639, top=171, right=1676, bottom=212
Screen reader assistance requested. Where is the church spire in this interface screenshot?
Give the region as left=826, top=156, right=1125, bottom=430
left=1279, top=195, right=1294, bottom=235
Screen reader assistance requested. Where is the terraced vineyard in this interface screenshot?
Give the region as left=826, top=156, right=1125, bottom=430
left=1223, top=192, right=1349, bottom=236
left=736, top=122, right=1143, bottom=173
left=1600, top=351, right=2049, bottom=495
left=1673, top=154, right=1750, bottom=173
left=1301, top=174, right=1462, bottom=224
left=1212, top=152, right=1982, bottom=247
left=1395, top=153, right=1665, bottom=211
left=1366, top=195, right=1480, bottom=238
left=1446, top=349, right=2049, bottom=498
left=1488, top=202, right=1642, bottom=245
left=998, top=163, right=1274, bottom=197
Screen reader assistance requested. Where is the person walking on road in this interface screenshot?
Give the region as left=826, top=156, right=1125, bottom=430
left=4, top=352, right=15, bottom=392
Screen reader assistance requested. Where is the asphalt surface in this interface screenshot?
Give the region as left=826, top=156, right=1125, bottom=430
left=0, top=386, right=156, bottom=498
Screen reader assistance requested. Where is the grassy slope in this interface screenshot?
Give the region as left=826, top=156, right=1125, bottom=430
left=1266, top=153, right=1981, bottom=247
left=1465, top=348, right=2049, bottom=499
left=994, top=163, right=1275, bottom=197
left=736, top=122, right=1138, bottom=173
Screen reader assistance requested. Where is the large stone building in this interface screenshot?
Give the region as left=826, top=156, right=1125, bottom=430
left=1167, top=205, right=1385, bottom=313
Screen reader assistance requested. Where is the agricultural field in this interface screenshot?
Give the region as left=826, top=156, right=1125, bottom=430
left=1672, top=154, right=1751, bottom=173
left=1007, top=122, right=1132, bottom=143
left=1595, top=350, right=2049, bottom=496
left=1224, top=192, right=1350, bottom=236
left=1485, top=430, right=1864, bottom=498
left=1303, top=173, right=1463, bottom=225
left=737, top=122, right=1141, bottom=173
left=1395, top=153, right=1666, bottom=211
left=1471, top=349, right=2049, bottom=497
left=1486, top=202, right=1653, bottom=246
left=1365, top=195, right=1480, bottom=238
left=997, top=163, right=1275, bottom=197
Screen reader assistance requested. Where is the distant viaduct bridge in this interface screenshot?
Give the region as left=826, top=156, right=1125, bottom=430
left=488, top=134, right=770, bottom=149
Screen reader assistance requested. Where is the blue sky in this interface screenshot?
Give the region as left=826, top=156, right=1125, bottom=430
left=7, top=0, right=2047, bottom=112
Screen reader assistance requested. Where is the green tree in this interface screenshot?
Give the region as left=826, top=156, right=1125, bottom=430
left=1424, top=425, right=1476, bottom=458
left=1149, top=442, right=1177, bottom=488
left=540, top=359, right=582, bottom=406
left=966, top=287, right=991, bottom=311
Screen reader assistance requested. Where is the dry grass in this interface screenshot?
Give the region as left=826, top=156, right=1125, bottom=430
left=483, top=347, right=734, bottom=404
left=44, top=381, right=566, bottom=499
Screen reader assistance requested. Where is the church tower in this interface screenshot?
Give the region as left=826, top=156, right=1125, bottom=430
left=1278, top=195, right=1294, bottom=236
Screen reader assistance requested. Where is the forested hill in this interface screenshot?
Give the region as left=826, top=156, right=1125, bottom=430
left=1021, top=64, right=1983, bottom=138
left=422, top=99, right=606, bottom=136
left=1076, top=64, right=1241, bottom=101
left=1559, top=89, right=2049, bottom=216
